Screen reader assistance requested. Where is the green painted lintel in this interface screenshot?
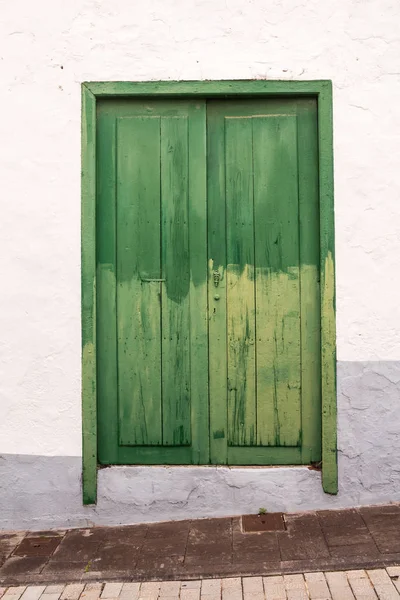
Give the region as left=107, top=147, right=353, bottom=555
left=81, top=83, right=98, bottom=504
left=84, top=79, right=332, bottom=98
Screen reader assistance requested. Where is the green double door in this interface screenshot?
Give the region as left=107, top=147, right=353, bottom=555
left=96, top=96, right=321, bottom=466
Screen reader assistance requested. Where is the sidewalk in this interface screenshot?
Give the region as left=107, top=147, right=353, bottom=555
left=1, top=505, right=400, bottom=586
left=2, top=569, right=400, bottom=599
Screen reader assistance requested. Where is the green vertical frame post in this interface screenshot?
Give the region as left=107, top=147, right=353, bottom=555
left=81, top=80, right=337, bottom=504
left=318, top=81, right=338, bottom=494
left=81, top=84, right=97, bottom=504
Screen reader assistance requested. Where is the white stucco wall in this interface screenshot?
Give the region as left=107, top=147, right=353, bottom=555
left=1, top=0, right=400, bottom=529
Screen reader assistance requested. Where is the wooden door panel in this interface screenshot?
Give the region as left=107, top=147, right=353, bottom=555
left=96, top=99, right=208, bottom=464
left=225, top=117, right=257, bottom=447
left=160, top=116, right=191, bottom=446
left=117, top=116, right=162, bottom=446
left=208, top=98, right=321, bottom=464
left=253, top=115, right=301, bottom=448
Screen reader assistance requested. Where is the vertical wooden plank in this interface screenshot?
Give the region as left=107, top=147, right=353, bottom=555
left=161, top=116, right=191, bottom=446
left=318, top=82, right=338, bottom=493
left=116, top=116, right=162, bottom=446
left=225, top=117, right=257, bottom=447
left=296, top=99, right=322, bottom=464
left=81, top=84, right=97, bottom=504
left=188, top=101, right=209, bottom=463
left=208, top=103, right=228, bottom=463
left=253, top=115, right=301, bottom=447
left=96, top=108, right=118, bottom=464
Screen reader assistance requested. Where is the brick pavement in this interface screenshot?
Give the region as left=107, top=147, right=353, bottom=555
left=2, top=568, right=400, bottom=599
left=1, top=505, right=400, bottom=586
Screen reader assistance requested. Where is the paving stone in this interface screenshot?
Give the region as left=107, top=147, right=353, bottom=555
left=221, top=577, right=242, bottom=600
left=347, top=572, right=377, bottom=600
left=373, top=585, right=400, bottom=599
left=328, top=542, right=380, bottom=558
left=137, top=582, right=160, bottom=598
left=367, top=572, right=400, bottom=600
left=322, top=526, right=373, bottom=547
left=118, top=583, right=140, bottom=600
left=368, top=571, right=393, bottom=585
left=0, top=534, right=27, bottom=565
left=318, top=509, right=365, bottom=529
left=50, top=536, right=100, bottom=564
left=0, top=556, right=49, bottom=577
left=20, top=587, right=46, bottom=600
left=279, top=514, right=330, bottom=561
left=222, top=592, right=242, bottom=600
left=60, top=585, right=85, bottom=600
left=286, top=591, right=308, bottom=600
left=0, top=589, right=7, bottom=599
left=284, top=575, right=307, bottom=590
left=200, top=580, right=221, bottom=596
left=324, top=572, right=355, bottom=600
left=101, top=584, right=123, bottom=599
left=13, top=538, right=61, bottom=558
left=387, top=568, right=400, bottom=578
left=43, top=587, right=65, bottom=595
left=222, top=578, right=241, bottom=590
left=135, top=553, right=185, bottom=577
left=1, top=588, right=27, bottom=600
left=387, top=570, right=400, bottom=594
left=82, top=584, right=103, bottom=594
left=347, top=570, right=369, bottom=580
left=304, top=572, right=331, bottom=598
left=263, top=574, right=287, bottom=599
left=158, top=581, right=181, bottom=596
left=242, top=578, right=264, bottom=595
left=180, top=582, right=201, bottom=590
left=180, top=591, right=200, bottom=600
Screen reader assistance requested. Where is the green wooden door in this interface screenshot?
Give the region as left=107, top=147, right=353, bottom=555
left=96, top=97, right=321, bottom=466
left=96, top=99, right=209, bottom=464
left=207, top=99, right=321, bottom=465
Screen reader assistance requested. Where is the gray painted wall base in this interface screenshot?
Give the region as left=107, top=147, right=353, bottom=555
left=2, top=361, right=400, bottom=531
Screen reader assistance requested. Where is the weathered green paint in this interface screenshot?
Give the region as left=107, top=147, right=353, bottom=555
left=96, top=99, right=209, bottom=465
left=318, top=82, right=337, bottom=495
left=160, top=116, right=191, bottom=446
left=117, top=116, right=163, bottom=446
left=81, top=80, right=336, bottom=503
left=85, top=80, right=332, bottom=98
left=207, top=99, right=321, bottom=465
left=81, top=84, right=97, bottom=504
left=225, top=117, right=257, bottom=447
left=253, top=115, right=301, bottom=448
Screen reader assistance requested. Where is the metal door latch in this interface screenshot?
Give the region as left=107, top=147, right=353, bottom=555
left=213, top=270, right=221, bottom=287
left=140, top=275, right=166, bottom=283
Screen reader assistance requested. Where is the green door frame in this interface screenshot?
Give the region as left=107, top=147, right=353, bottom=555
left=81, top=80, right=337, bottom=505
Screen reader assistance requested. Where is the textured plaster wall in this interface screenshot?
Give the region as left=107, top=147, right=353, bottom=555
left=1, top=0, right=400, bottom=529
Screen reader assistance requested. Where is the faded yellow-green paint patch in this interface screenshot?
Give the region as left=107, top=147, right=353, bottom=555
left=225, top=263, right=319, bottom=449
left=321, top=251, right=337, bottom=494
left=117, top=277, right=162, bottom=446
left=298, top=263, right=321, bottom=463
left=227, top=263, right=257, bottom=446
left=256, top=265, right=302, bottom=448
left=82, top=339, right=97, bottom=504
